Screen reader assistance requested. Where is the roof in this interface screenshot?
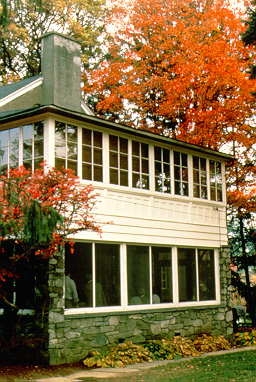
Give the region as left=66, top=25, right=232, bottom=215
left=0, top=104, right=233, bottom=161
left=0, top=75, right=42, bottom=100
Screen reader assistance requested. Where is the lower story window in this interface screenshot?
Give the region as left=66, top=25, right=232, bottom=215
left=65, top=242, right=120, bottom=308
left=127, top=245, right=172, bottom=305
left=65, top=243, right=217, bottom=310
left=178, top=248, right=216, bottom=302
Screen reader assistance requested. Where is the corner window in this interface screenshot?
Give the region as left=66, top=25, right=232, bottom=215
left=55, top=121, right=77, bottom=174
left=210, top=160, right=222, bottom=202
left=178, top=248, right=216, bottom=302
left=154, top=147, right=171, bottom=193
left=132, top=141, right=149, bottom=190
left=0, top=122, right=44, bottom=175
left=193, top=156, right=207, bottom=199
left=109, top=135, right=128, bottom=186
left=174, top=151, right=189, bottom=196
left=82, top=128, right=103, bottom=182
left=23, top=122, right=44, bottom=171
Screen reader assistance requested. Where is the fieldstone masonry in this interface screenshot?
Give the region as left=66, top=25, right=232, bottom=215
left=47, top=246, right=233, bottom=365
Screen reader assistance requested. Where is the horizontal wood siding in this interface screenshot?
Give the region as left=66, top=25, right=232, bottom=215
left=77, top=187, right=228, bottom=248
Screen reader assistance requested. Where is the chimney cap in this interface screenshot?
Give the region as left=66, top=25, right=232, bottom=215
left=40, top=31, right=81, bottom=46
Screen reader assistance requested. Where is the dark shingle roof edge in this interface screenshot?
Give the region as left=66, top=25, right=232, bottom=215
left=0, top=104, right=233, bottom=160
left=0, top=75, right=42, bottom=100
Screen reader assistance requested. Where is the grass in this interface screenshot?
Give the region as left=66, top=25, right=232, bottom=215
left=102, top=349, right=256, bottom=382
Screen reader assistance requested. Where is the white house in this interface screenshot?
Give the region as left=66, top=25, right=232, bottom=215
left=0, top=32, right=233, bottom=365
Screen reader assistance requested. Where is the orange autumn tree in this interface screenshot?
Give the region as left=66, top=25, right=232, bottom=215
left=83, top=0, right=256, bottom=150
left=0, top=164, right=101, bottom=310
left=83, top=0, right=256, bottom=323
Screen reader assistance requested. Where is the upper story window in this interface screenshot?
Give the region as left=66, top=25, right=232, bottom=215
left=174, top=151, right=189, bottom=196
left=52, top=120, right=224, bottom=203
left=193, top=156, right=207, bottom=199
left=23, top=122, right=44, bottom=171
left=0, top=122, right=44, bottom=175
left=55, top=121, right=77, bottom=175
left=132, top=141, right=149, bottom=190
left=154, top=147, right=171, bottom=193
left=109, top=135, right=128, bottom=186
left=210, top=160, right=222, bottom=202
left=82, top=128, right=102, bottom=182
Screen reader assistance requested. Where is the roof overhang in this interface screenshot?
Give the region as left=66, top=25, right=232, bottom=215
left=0, top=104, right=233, bottom=161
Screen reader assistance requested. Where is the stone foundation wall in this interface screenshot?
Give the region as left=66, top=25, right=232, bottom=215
left=47, top=246, right=233, bottom=365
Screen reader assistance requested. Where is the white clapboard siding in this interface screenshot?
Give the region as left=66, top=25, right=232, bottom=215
left=76, top=187, right=228, bottom=248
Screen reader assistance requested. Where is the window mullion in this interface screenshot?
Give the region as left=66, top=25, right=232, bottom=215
left=172, top=246, right=179, bottom=304
left=149, top=246, right=152, bottom=304
left=122, top=243, right=127, bottom=307
left=19, top=126, right=23, bottom=167
left=196, top=249, right=199, bottom=301
left=92, top=243, right=96, bottom=307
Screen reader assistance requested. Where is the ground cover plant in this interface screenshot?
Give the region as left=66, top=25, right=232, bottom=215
left=83, top=334, right=233, bottom=368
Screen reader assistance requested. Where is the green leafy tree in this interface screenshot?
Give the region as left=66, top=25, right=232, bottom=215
left=0, top=0, right=107, bottom=84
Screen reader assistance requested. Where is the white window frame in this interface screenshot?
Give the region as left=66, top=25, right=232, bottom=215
left=65, top=243, right=220, bottom=315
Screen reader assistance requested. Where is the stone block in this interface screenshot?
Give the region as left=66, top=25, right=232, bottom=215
left=226, top=310, right=233, bottom=322
left=109, top=316, right=119, bottom=326
left=216, top=313, right=225, bottom=321
left=127, top=319, right=137, bottom=330
left=193, top=319, right=203, bottom=327
left=65, top=331, right=81, bottom=339
left=151, top=324, right=161, bottom=335
left=92, top=333, right=108, bottom=347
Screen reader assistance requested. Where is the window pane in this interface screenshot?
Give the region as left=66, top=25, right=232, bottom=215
left=34, top=140, right=44, bottom=158
left=174, top=151, right=180, bottom=165
left=82, top=128, right=91, bottom=144
left=110, top=152, right=118, bottom=168
left=67, top=160, right=77, bottom=175
left=67, top=125, right=77, bottom=142
left=109, top=135, right=118, bottom=151
left=152, top=247, right=172, bottom=303
left=132, top=141, right=139, bottom=156
left=82, top=146, right=91, bottom=162
left=110, top=169, right=118, bottom=184
left=55, top=122, right=65, bottom=140
left=94, top=166, right=102, bottom=181
left=94, top=131, right=102, bottom=148
left=127, top=245, right=150, bottom=305
left=141, top=143, right=148, bottom=158
left=120, top=138, right=128, bottom=153
left=67, top=142, right=77, bottom=160
left=94, top=148, right=102, bottom=165
left=34, top=121, right=44, bottom=139
left=65, top=242, right=92, bottom=308
left=120, top=171, right=128, bottom=186
left=163, top=148, right=169, bottom=163
left=23, top=124, right=33, bottom=141
left=95, top=244, right=120, bottom=306
left=178, top=248, right=196, bottom=302
left=132, top=157, right=140, bottom=172
left=0, top=147, right=8, bottom=165
left=142, top=158, right=148, bottom=173
left=23, top=141, right=32, bottom=159
left=82, top=164, right=92, bottom=180
left=120, top=154, right=128, bottom=170
left=198, top=249, right=215, bottom=301
left=154, top=146, right=161, bottom=161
